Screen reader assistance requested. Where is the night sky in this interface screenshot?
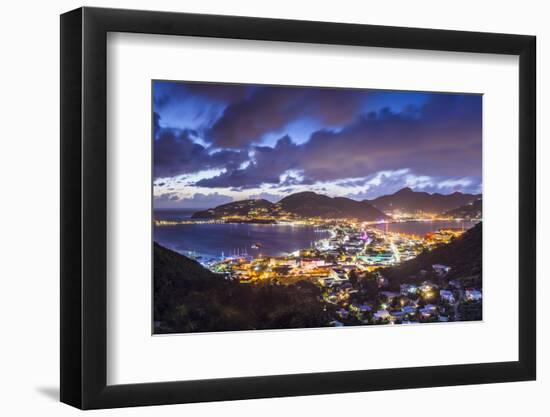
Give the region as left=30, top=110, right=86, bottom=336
left=153, top=81, right=482, bottom=209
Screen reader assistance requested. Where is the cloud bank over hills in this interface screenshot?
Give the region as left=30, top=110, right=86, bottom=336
left=153, top=82, right=482, bottom=209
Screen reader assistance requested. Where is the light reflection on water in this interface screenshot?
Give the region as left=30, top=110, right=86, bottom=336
left=154, top=222, right=329, bottom=260
left=370, top=220, right=478, bottom=236
left=153, top=217, right=478, bottom=261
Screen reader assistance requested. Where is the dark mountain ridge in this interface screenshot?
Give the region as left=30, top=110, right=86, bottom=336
left=277, top=191, right=388, bottom=221
left=192, top=198, right=274, bottom=219
left=369, top=187, right=481, bottom=215
left=192, top=191, right=389, bottom=221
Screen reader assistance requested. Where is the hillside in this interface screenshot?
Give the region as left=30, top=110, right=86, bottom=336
left=381, top=222, right=482, bottom=289
left=444, top=199, right=482, bottom=219
left=369, top=187, right=480, bottom=215
left=154, top=241, right=223, bottom=323
left=277, top=192, right=389, bottom=221
left=153, top=242, right=333, bottom=333
left=191, top=199, right=274, bottom=219
left=192, top=191, right=389, bottom=221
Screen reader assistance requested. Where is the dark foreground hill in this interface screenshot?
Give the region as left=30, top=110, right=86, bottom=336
left=192, top=191, right=389, bottom=221
left=381, top=222, right=482, bottom=289
left=154, top=242, right=333, bottom=334
left=369, top=187, right=481, bottom=215
left=444, top=198, right=482, bottom=219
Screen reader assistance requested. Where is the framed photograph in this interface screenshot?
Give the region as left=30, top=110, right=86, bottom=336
left=60, top=7, right=536, bottom=409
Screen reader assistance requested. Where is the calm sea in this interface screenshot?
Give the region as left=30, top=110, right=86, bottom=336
left=153, top=210, right=478, bottom=260
left=154, top=222, right=328, bottom=260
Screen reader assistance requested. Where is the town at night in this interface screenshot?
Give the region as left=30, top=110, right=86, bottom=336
left=152, top=81, right=482, bottom=334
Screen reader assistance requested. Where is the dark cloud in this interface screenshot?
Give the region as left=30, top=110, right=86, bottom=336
left=296, top=96, right=481, bottom=182
left=184, top=83, right=250, bottom=102
left=153, top=80, right=482, bottom=198
left=195, top=135, right=301, bottom=189
left=208, top=87, right=367, bottom=148
left=154, top=129, right=247, bottom=179
left=195, top=95, right=481, bottom=188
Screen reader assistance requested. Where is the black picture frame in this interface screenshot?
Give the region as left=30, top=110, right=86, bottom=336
left=60, top=6, right=536, bottom=410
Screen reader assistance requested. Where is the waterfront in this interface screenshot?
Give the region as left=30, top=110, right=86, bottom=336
left=370, top=220, right=478, bottom=236
left=154, top=215, right=478, bottom=260
left=154, top=211, right=477, bottom=261
left=154, top=215, right=482, bottom=330
left=153, top=221, right=330, bottom=259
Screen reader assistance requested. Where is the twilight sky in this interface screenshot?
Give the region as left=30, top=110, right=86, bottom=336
left=153, top=81, right=482, bottom=209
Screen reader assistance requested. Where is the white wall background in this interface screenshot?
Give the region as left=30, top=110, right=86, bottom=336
left=0, top=0, right=545, bottom=415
